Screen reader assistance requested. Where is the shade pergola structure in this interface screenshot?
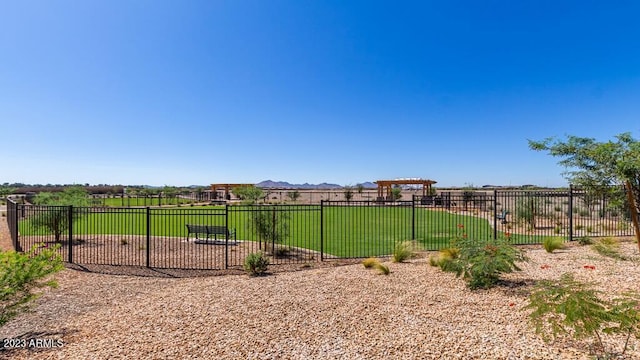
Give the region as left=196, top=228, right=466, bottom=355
left=375, top=179, right=437, bottom=201
left=210, top=184, right=254, bottom=200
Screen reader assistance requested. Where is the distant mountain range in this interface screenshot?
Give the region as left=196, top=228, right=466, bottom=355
left=256, top=180, right=377, bottom=189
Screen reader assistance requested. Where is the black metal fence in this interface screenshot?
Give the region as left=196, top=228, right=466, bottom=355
left=5, top=187, right=635, bottom=271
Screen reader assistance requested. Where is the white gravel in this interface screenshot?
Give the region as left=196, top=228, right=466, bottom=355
left=1, top=239, right=640, bottom=360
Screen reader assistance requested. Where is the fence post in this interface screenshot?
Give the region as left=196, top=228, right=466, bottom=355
left=68, top=205, right=73, bottom=263
left=493, top=190, right=498, bottom=240
left=411, top=196, right=415, bottom=240
left=146, top=207, right=151, bottom=268
left=568, top=185, right=574, bottom=242
left=225, top=204, right=229, bottom=269
left=320, top=200, right=324, bottom=261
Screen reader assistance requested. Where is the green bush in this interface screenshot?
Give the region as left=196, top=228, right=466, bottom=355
left=362, top=257, right=379, bottom=268
left=577, top=236, right=593, bottom=245
left=1, top=244, right=64, bottom=326
left=243, top=251, right=270, bottom=276
left=443, top=234, right=527, bottom=290
left=392, top=241, right=416, bottom=263
left=542, top=237, right=565, bottom=253
left=527, top=273, right=640, bottom=357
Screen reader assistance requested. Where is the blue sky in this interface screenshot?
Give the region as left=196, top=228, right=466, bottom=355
left=2, top=1, right=639, bottom=187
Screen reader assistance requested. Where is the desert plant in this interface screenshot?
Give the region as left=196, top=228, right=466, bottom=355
left=429, top=248, right=459, bottom=269
left=542, top=237, right=565, bottom=253
left=286, top=190, right=300, bottom=203
left=527, top=273, right=640, bottom=357
left=120, top=238, right=129, bottom=246
left=515, top=196, right=542, bottom=228
left=374, top=263, right=390, bottom=275
left=251, top=206, right=290, bottom=253
left=31, top=186, right=90, bottom=242
left=390, top=186, right=403, bottom=201
left=343, top=187, right=354, bottom=202
left=1, top=244, right=64, bottom=326
left=243, top=251, right=270, bottom=276
left=577, top=236, right=593, bottom=245
left=444, top=231, right=528, bottom=290
left=591, top=237, right=625, bottom=260
left=392, top=241, right=416, bottom=263
left=362, top=257, right=379, bottom=268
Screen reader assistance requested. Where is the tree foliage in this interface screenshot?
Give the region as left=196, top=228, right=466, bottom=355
left=529, top=132, right=639, bottom=198
left=32, top=186, right=90, bottom=242
left=1, top=244, right=64, bottom=326
left=529, top=133, right=640, bottom=245
left=343, top=186, right=354, bottom=202
left=232, top=186, right=264, bottom=204
left=527, top=273, right=640, bottom=357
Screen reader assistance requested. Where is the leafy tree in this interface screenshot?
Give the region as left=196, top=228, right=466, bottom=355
left=232, top=186, right=264, bottom=204
left=1, top=244, right=64, bottom=326
left=286, top=190, right=300, bottom=203
left=391, top=186, right=403, bottom=201
left=0, top=186, right=15, bottom=202
left=529, top=133, right=640, bottom=248
left=252, top=206, right=290, bottom=253
left=343, top=186, right=354, bottom=202
left=32, top=186, right=90, bottom=242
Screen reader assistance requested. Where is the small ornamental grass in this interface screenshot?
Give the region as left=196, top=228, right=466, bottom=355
left=428, top=248, right=459, bottom=269
left=362, top=257, right=379, bottom=268
left=374, top=263, right=390, bottom=275
left=392, top=241, right=417, bottom=263
left=542, top=237, right=565, bottom=253
left=243, top=251, right=270, bottom=276
left=527, top=273, right=640, bottom=358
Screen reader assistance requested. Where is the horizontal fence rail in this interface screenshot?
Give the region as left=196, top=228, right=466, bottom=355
left=5, top=186, right=636, bottom=271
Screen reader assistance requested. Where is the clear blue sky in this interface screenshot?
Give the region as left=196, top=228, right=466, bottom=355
left=2, top=1, right=639, bottom=187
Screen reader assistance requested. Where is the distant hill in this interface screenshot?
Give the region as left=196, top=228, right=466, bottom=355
left=255, top=180, right=379, bottom=189
left=256, top=180, right=343, bottom=189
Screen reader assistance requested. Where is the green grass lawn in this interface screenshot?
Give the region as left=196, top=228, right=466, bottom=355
left=93, top=197, right=196, bottom=207
left=18, top=205, right=561, bottom=258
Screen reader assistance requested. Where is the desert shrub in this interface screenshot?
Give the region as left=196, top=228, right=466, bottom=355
left=577, top=236, right=593, bottom=245
left=515, top=196, right=542, bottom=228
left=1, top=244, right=64, bottom=326
left=271, top=245, right=291, bottom=258
left=527, top=273, right=640, bottom=358
left=579, top=209, right=590, bottom=217
left=554, top=206, right=562, bottom=212
left=553, top=226, right=562, bottom=234
left=362, top=257, right=379, bottom=268
left=374, top=263, right=390, bottom=275
left=591, top=237, right=626, bottom=260
left=243, top=251, right=270, bottom=276
left=542, top=237, right=565, bottom=253
left=392, top=241, right=416, bottom=263
left=444, top=235, right=527, bottom=290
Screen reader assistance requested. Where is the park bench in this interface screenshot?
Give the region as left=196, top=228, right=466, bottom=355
left=496, top=209, right=509, bottom=224
left=186, top=224, right=236, bottom=242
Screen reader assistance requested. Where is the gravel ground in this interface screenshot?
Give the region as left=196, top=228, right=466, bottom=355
left=1, top=225, right=640, bottom=359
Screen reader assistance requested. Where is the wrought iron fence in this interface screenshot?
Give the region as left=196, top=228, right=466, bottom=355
left=5, top=187, right=635, bottom=271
